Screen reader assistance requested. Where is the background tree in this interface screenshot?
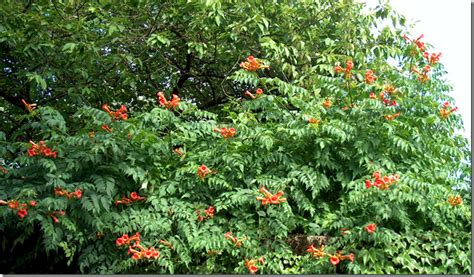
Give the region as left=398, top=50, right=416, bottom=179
left=0, top=0, right=471, bottom=274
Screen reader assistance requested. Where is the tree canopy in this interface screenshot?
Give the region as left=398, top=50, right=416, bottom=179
left=0, top=0, right=471, bottom=274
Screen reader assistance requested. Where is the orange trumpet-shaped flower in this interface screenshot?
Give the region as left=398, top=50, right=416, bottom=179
left=258, top=187, right=273, bottom=198
left=224, top=232, right=245, bottom=248
left=346, top=60, right=354, bottom=71
left=365, top=223, right=377, bottom=234
left=49, top=210, right=65, bottom=223
left=197, top=164, right=215, bottom=180
left=21, top=99, right=37, bottom=112
left=256, top=187, right=286, bottom=205
left=244, top=91, right=256, bottom=99
left=334, top=65, right=344, bottom=73
left=384, top=112, right=401, bottom=121
left=329, top=255, right=340, bottom=266
left=101, top=124, right=113, bottom=132
left=323, top=99, right=332, bottom=108
left=159, top=239, right=174, bottom=249
left=244, top=88, right=264, bottom=100
left=174, top=147, right=184, bottom=157
left=204, top=206, right=215, bottom=218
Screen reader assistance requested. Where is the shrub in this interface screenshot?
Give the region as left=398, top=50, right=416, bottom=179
left=0, top=0, right=470, bottom=274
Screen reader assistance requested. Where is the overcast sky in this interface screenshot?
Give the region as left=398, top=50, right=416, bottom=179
left=360, top=0, right=471, bottom=141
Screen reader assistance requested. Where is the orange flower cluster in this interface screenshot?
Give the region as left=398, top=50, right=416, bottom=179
left=365, top=70, right=376, bottom=84
left=411, top=65, right=431, bottom=83
left=50, top=210, right=65, bottom=223
left=423, top=52, right=441, bottom=65
left=306, top=245, right=354, bottom=266
left=383, top=84, right=397, bottom=94
left=380, top=96, right=398, bottom=106
left=413, top=35, right=426, bottom=51
left=306, top=244, right=326, bottom=258
left=382, top=98, right=397, bottom=106
left=157, top=91, right=180, bottom=109
left=256, top=187, right=286, bottom=205
left=384, top=112, right=401, bottom=121
left=308, top=118, right=320, bottom=124
left=334, top=60, right=354, bottom=78
left=364, top=223, right=377, bottom=234
left=115, top=192, right=146, bottom=206
left=129, top=243, right=161, bottom=260
left=439, top=101, right=458, bottom=119
left=196, top=206, right=215, bottom=222
left=240, top=56, right=269, bottom=71
left=102, top=104, right=128, bottom=120
left=197, top=164, right=212, bottom=180
left=0, top=199, right=37, bottom=219
left=214, top=127, right=236, bottom=139
left=377, top=85, right=398, bottom=106
left=27, top=140, right=57, bottom=158
left=54, top=187, right=82, bottom=199
left=448, top=195, right=462, bottom=207
left=224, top=232, right=246, bottom=248
left=403, top=34, right=426, bottom=52
left=116, top=232, right=160, bottom=260
left=244, top=88, right=264, bottom=99
left=365, top=171, right=399, bottom=190
left=21, top=99, right=37, bottom=112
left=323, top=99, right=332, bottom=108
left=244, top=257, right=265, bottom=274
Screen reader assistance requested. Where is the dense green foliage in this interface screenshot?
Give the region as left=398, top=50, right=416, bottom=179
left=0, top=0, right=471, bottom=274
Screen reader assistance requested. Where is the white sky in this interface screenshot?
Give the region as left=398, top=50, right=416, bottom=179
left=360, top=0, right=471, bottom=141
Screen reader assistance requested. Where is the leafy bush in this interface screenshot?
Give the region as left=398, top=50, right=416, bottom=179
left=0, top=0, right=470, bottom=274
